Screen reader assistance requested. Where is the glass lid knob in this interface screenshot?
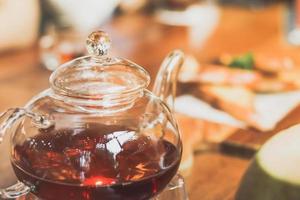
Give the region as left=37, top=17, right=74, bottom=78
left=86, top=30, right=111, bottom=57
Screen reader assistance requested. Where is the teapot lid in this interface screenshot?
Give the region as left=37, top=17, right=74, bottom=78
left=49, top=30, right=150, bottom=101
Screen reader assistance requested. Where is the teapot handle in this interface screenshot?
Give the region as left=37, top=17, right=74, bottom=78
left=0, top=108, right=31, bottom=198
left=0, top=108, right=54, bottom=143
left=0, top=108, right=54, bottom=198
left=0, top=108, right=26, bottom=143
left=152, top=50, right=184, bottom=112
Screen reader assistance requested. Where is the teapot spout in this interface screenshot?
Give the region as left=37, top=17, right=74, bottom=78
left=152, top=50, right=184, bottom=112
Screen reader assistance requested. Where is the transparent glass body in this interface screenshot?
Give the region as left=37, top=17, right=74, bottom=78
left=0, top=31, right=187, bottom=200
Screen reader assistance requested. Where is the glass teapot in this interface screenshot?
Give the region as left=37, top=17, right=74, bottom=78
left=0, top=31, right=187, bottom=200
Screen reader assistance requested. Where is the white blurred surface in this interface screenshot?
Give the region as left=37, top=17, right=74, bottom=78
left=48, top=0, right=120, bottom=32
left=156, top=4, right=220, bottom=48
left=175, top=91, right=300, bottom=131
left=0, top=0, right=40, bottom=51
left=175, top=95, right=246, bottom=128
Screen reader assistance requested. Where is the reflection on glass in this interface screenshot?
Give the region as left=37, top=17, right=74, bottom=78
left=39, top=25, right=86, bottom=71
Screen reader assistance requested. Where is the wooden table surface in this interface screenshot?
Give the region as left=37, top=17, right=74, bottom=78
left=1, top=3, right=300, bottom=200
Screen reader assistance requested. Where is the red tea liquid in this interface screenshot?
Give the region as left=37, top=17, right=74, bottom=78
left=11, top=124, right=180, bottom=200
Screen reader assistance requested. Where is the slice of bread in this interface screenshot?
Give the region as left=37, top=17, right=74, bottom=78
left=175, top=113, right=238, bottom=177
left=175, top=113, right=203, bottom=177
left=252, top=77, right=297, bottom=93
left=199, top=85, right=254, bottom=112
left=198, top=85, right=261, bottom=129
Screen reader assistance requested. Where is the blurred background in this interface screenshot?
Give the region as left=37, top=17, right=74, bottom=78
left=2, top=0, right=300, bottom=128
left=1, top=0, right=298, bottom=62
left=2, top=0, right=300, bottom=199
left=0, top=0, right=296, bottom=68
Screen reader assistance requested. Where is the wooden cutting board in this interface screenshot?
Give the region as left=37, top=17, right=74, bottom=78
left=221, top=104, right=300, bottom=157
